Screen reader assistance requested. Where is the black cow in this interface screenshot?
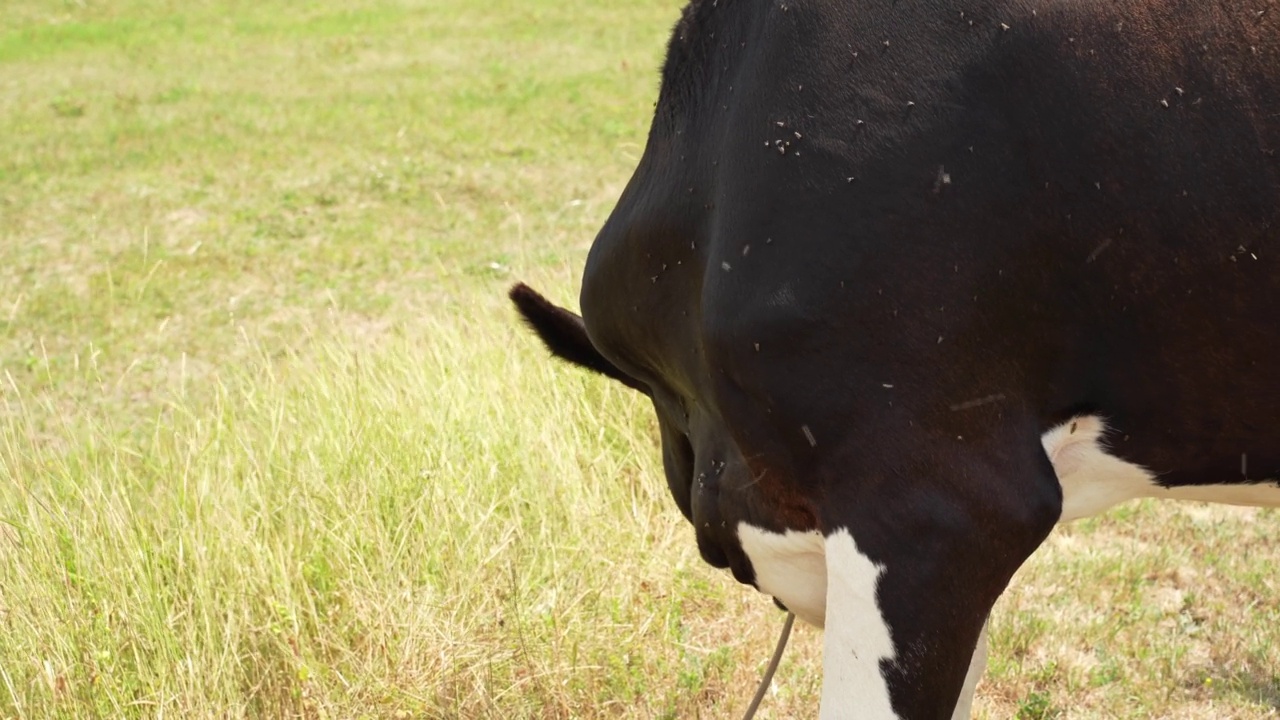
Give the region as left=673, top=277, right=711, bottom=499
left=510, top=0, right=1280, bottom=716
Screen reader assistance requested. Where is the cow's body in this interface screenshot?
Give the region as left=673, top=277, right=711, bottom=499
left=511, top=0, right=1280, bottom=716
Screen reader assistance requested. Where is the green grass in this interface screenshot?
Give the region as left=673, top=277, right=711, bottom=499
left=2, top=1, right=1279, bottom=718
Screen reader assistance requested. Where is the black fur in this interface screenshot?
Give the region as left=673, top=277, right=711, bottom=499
left=511, top=0, right=1280, bottom=715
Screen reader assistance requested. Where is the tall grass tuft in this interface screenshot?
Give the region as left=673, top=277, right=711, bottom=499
left=1, top=308, right=816, bottom=718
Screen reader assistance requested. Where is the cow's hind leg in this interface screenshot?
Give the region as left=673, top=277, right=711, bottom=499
left=818, top=528, right=899, bottom=718
left=951, top=620, right=989, bottom=720
left=817, top=433, right=1060, bottom=719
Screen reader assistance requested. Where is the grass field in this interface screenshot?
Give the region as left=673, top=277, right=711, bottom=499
left=2, top=1, right=1279, bottom=718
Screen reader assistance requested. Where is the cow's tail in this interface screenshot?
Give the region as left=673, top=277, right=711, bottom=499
left=508, top=282, right=648, bottom=394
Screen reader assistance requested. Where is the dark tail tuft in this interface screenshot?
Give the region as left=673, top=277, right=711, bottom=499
left=508, top=283, right=647, bottom=394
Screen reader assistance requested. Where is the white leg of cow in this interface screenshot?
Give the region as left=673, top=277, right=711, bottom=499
left=950, top=619, right=989, bottom=720
left=819, top=528, right=900, bottom=720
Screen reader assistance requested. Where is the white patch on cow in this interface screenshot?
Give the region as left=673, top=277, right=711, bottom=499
left=1041, top=416, right=1155, bottom=522
left=820, top=528, right=900, bottom=719
left=951, top=620, right=988, bottom=720
left=1156, top=481, right=1280, bottom=507
left=737, top=525, right=900, bottom=718
left=737, top=524, right=827, bottom=627
left=1043, top=415, right=1280, bottom=523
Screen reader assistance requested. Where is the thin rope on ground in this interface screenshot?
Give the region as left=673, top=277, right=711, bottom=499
left=742, top=611, right=795, bottom=720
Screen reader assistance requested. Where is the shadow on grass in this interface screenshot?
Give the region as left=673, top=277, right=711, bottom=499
left=1211, top=669, right=1280, bottom=709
